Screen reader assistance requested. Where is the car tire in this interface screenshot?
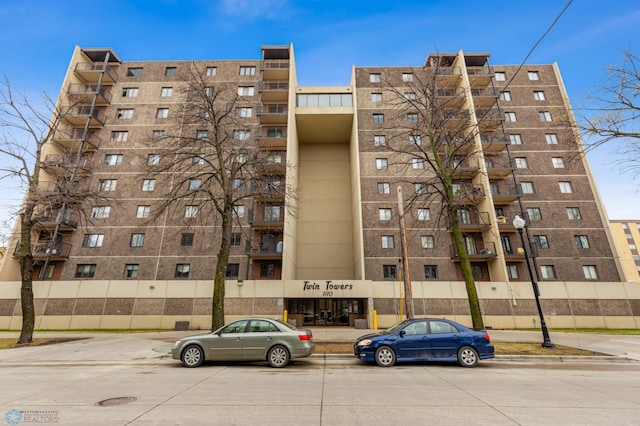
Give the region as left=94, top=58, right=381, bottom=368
left=268, top=345, right=290, bottom=368
left=374, top=346, right=396, bottom=367
left=181, top=344, right=204, bottom=368
left=457, top=346, right=479, bottom=368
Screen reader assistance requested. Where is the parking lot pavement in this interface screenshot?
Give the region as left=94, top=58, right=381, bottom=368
left=1, top=337, right=640, bottom=425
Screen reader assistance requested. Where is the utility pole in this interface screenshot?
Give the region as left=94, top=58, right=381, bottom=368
left=397, top=186, right=414, bottom=319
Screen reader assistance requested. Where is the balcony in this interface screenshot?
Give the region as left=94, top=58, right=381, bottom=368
left=431, top=66, right=462, bottom=87
left=257, top=127, right=287, bottom=149
left=261, top=60, right=290, bottom=80
left=485, top=157, right=515, bottom=179
left=447, top=211, right=492, bottom=232
left=64, top=105, right=106, bottom=127
left=257, top=103, right=288, bottom=125
left=259, top=80, right=289, bottom=102
left=74, top=62, right=118, bottom=84
left=466, top=65, right=494, bottom=87
left=480, top=132, right=508, bottom=153
left=246, top=237, right=283, bottom=260
left=470, top=86, right=499, bottom=108
left=475, top=108, right=502, bottom=131
left=450, top=156, right=480, bottom=180
left=451, top=183, right=485, bottom=205
left=248, top=209, right=284, bottom=230
left=257, top=152, right=286, bottom=174
left=14, top=240, right=72, bottom=260
left=67, top=83, right=112, bottom=105
left=435, top=87, right=465, bottom=108
left=35, top=208, right=78, bottom=231
left=53, top=128, right=101, bottom=152
left=442, top=109, right=470, bottom=129
left=42, top=153, right=94, bottom=175
left=490, top=181, right=520, bottom=205
left=38, top=180, right=88, bottom=197
left=450, top=241, right=497, bottom=261
left=250, top=181, right=285, bottom=200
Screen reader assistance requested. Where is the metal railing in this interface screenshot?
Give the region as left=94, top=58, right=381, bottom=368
left=449, top=241, right=497, bottom=260
left=74, top=62, right=119, bottom=81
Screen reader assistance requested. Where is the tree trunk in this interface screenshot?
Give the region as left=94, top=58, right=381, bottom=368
left=17, top=211, right=35, bottom=344
left=211, top=206, right=233, bottom=330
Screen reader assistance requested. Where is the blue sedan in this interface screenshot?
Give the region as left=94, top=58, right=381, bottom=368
left=354, top=318, right=495, bottom=367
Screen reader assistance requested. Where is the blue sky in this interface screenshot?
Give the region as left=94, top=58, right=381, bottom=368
left=0, top=0, right=639, bottom=221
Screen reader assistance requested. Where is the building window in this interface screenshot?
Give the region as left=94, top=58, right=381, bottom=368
left=137, top=205, right=150, bottom=218
left=534, top=91, right=546, bottom=101
left=206, top=66, right=217, bottom=76
left=238, top=86, right=255, bottom=96
left=424, top=265, right=438, bottom=279
left=370, top=73, right=381, bottom=83
left=239, top=66, right=256, bottom=76
left=417, top=208, right=430, bottom=221
left=371, top=93, right=382, bottom=102
left=185, top=205, right=198, bottom=218
left=142, top=179, right=156, bottom=191
left=234, top=205, right=245, bottom=217
left=230, top=233, right=241, bottom=246
left=376, top=158, right=388, bottom=170
left=499, top=91, right=511, bottom=101
left=528, top=71, right=539, bottom=81
left=545, top=133, right=559, bottom=144
left=236, top=107, right=252, bottom=118
left=575, top=235, right=590, bottom=249
left=152, top=130, right=165, bottom=141
left=181, top=233, right=194, bottom=247
left=122, top=87, right=138, bottom=97
left=232, top=178, right=246, bottom=190
left=471, top=265, right=483, bottom=279
left=504, top=112, right=517, bottom=122
left=527, top=207, right=542, bottom=221
left=381, top=235, right=395, bottom=249
left=126, top=68, right=143, bottom=77
left=383, top=265, right=397, bottom=279
left=165, top=67, right=177, bottom=76
left=116, top=109, right=133, bottom=119
left=156, top=108, right=169, bottom=119
left=82, top=234, right=104, bottom=248
left=409, top=135, right=421, bottom=145
left=534, top=235, right=549, bottom=249
left=226, top=263, right=240, bottom=278
left=559, top=181, right=572, bottom=193
left=374, top=135, right=386, bottom=146
left=91, top=206, right=110, bottom=219
left=378, top=182, right=390, bottom=194
left=421, top=235, right=435, bottom=249
left=373, top=113, right=384, bottom=124
left=509, top=134, right=522, bottom=145
left=407, top=113, right=418, bottom=124
left=161, top=87, right=173, bottom=97
left=234, top=130, right=250, bottom=140
left=98, top=179, right=117, bottom=192
left=583, top=265, right=597, bottom=279
left=130, top=233, right=145, bottom=247
left=539, top=111, right=552, bottom=122
left=124, top=264, right=139, bottom=278
left=188, top=179, right=202, bottom=191
left=404, top=92, right=416, bottom=100
left=175, top=264, right=190, bottom=278
left=260, top=263, right=275, bottom=278
left=540, top=265, right=556, bottom=279
left=147, top=154, right=160, bottom=166
left=379, top=208, right=392, bottom=221
left=196, top=130, right=208, bottom=140
left=627, top=233, right=634, bottom=240
left=412, top=158, right=424, bottom=169
left=507, top=264, right=519, bottom=279
left=265, top=205, right=281, bottom=222
left=415, top=183, right=427, bottom=195
left=629, top=244, right=636, bottom=250
left=402, top=73, right=414, bottom=82
left=75, top=264, right=96, bottom=278
left=552, top=157, right=565, bottom=168
left=520, top=182, right=534, bottom=194
left=515, top=158, right=528, bottom=169
left=495, top=72, right=506, bottom=81
left=104, top=154, right=123, bottom=166
left=199, top=109, right=210, bottom=118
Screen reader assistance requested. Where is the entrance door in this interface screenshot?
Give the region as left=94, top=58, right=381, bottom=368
left=287, top=299, right=365, bottom=326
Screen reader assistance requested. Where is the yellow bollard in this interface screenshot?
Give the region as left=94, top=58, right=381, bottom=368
left=283, top=309, right=288, bottom=323
left=373, top=310, right=378, bottom=330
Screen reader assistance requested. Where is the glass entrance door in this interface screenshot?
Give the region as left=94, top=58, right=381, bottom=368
left=287, top=299, right=365, bottom=326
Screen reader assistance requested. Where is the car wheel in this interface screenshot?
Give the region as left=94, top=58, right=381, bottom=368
left=268, top=345, right=290, bottom=368
left=374, top=346, right=396, bottom=367
left=457, top=346, right=479, bottom=368
left=181, top=344, right=204, bottom=368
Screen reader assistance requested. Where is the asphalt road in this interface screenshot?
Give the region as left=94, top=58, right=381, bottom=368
left=0, top=337, right=639, bottom=425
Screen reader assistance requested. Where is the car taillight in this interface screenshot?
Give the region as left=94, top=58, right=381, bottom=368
left=298, top=334, right=312, bottom=341
left=483, top=333, right=491, bottom=343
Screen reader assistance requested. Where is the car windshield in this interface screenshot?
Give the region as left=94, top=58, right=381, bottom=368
left=385, top=319, right=413, bottom=333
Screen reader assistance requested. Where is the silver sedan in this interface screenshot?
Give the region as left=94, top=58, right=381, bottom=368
left=172, top=318, right=315, bottom=368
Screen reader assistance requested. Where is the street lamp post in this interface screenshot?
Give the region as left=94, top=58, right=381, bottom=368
left=513, top=215, right=555, bottom=348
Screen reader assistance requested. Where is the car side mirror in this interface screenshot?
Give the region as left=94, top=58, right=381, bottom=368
left=398, top=330, right=406, bottom=338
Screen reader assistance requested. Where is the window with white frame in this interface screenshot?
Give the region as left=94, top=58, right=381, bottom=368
left=130, top=233, right=145, bottom=247
left=567, top=207, right=582, bottom=220
left=234, top=130, right=250, bottom=140
left=189, top=179, right=201, bottom=190
left=374, top=135, right=386, bottom=146
left=376, top=158, right=388, bottom=170
left=110, top=131, right=128, bottom=142
left=381, top=235, right=395, bottom=249
left=407, top=113, right=418, bottom=123
left=534, top=91, right=545, bottom=101
left=75, top=264, right=96, bottom=278
left=534, top=235, right=549, bottom=249
left=236, top=107, right=252, bottom=117
left=91, top=206, right=110, bottom=219
left=583, top=265, right=597, bottom=279
left=185, top=205, right=198, bottom=218
left=515, top=158, right=528, bottom=168
left=527, top=207, right=542, bottom=221
left=404, top=92, right=416, bottom=100
left=232, top=178, right=246, bottom=190
left=264, top=205, right=281, bottom=222
left=412, top=158, right=424, bottom=169
left=421, top=235, right=435, bottom=249
left=165, top=67, right=177, bottom=77
left=575, top=235, right=590, bottom=249
left=206, top=66, right=217, bottom=76
left=116, top=109, right=133, bottom=119
left=147, top=154, right=160, bottom=166
left=370, top=73, right=381, bottom=83
left=383, top=265, right=397, bottom=279
left=142, top=179, right=155, bottom=191
left=82, top=234, right=104, bottom=248
left=379, top=208, right=392, bottom=221
left=196, top=130, right=208, bottom=140
left=415, top=183, right=427, bottom=194
left=239, top=66, right=256, bottom=76
left=559, top=181, right=572, bottom=193
left=495, top=72, right=506, bottom=81
left=373, top=113, right=384, bottom=123
left=126, top=68, right=143, bottom=77
left=371, top=93, right=382, bottom=102
left=424, top=265, right=438, bottom=279
left=267, top=152, right=282, bottom=164
left=124, top=264, right=139, bottom=278
left=410, top=135, right=421, bottom=145
left=161, top=87, right=173, bottom=97
left=520, top=182, right=534, bottom=194
left=136, top=205, right=150, bottom=218
left=156, top=108, right=169, bottom=119
left=152, top=130, right=165, bottom=141
left=238, top=86, right=255, bottom=96
left=509, top=134, right=522, bottom=145
left=417, top=208, right=430, bottom=221
left=539, top=111, right=552, bottom=122
left=402, top=73, right=414, bottom=82
left=122, top=87, right=138, bottom=97
left=378, top=182, right=390, bottom=194
left=175, top=264, right=190, bottom=278
left=98, top=179, right=117, bottom=191
left=545, top=133, right=559, bottom=144
left=193, top=154, right=205, bottom=165
left=528, top=71, right=539, bottom=80
left=504, top=112, right=517, bottom=122
left=233, top=205, right=245, bottom=217
left=499, top=91, right=511, bottom=101
left=507, top=264, right=519, bottom=279
left=552, top=157, right=565, bottom=168
left=540, top=265, right=556, bottom=279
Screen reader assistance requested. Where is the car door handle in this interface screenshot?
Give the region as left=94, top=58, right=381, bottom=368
left=235, top=337, right=242, bottom=341
left=266, top=336, right=273, bottom=340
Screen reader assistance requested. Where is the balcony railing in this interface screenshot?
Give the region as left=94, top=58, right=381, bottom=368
left=450, top=241, right=497, bottom=260
left=258, top=103, right=288, bottom=114
left=447, top=211, right=491, bottom=231
left=261, top=60, right=290, bottom=70
left=36, top=208, right=78, bottom=229
left=431, top=66, right=461, bottom=76
left=466, top=66, right=494, bottom=77
left=68, top=83, right=112, bottom=103
left=451, top=183, right=485, bottom=201
left=258, top=127, right=287, bottom=139
left=470, top=86, right=499, bottom=97
left=66, top=105, right=106, bottom=126
left=490, top=181, right=521, bottom=204
left=42, top=153, right=94, bottom=173
left=74, top=62, right=119, bottom=83
left=14, top=240, right=72, bottom=259
left=260, top=80, right=289, bottom=91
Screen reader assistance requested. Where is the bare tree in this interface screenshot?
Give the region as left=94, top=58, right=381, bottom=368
left=378, top=59, right=504, bottom=330
left=0, top=77, right=107, bottom=343
left=149, top=66, right=291, bottom=330
left=578, top=49, right=640, bottom=180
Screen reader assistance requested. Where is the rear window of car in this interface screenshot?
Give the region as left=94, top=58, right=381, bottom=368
left=249, top=320, right=280, bottom=332
left=429, top=321, right=459, bottom=334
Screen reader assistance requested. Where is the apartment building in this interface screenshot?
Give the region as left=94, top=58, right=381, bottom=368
left=0, top=44, right=627, bottom=329
left=610, top=220, right=640, bottom=282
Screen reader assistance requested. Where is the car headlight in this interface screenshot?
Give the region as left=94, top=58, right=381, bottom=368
left=172, top=340, right=182, bottom=349
left=357, top=339, right=372, bottom=347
